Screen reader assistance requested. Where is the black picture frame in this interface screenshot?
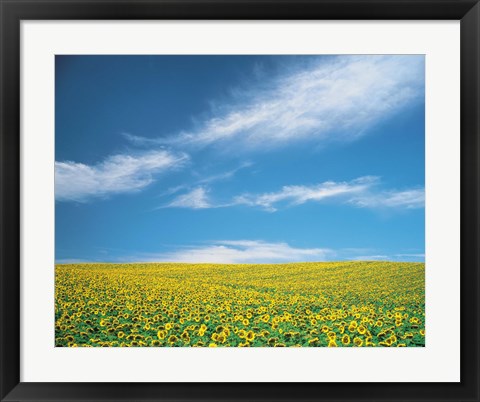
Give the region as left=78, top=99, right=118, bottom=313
left=1, top=0, right=479, bottom=401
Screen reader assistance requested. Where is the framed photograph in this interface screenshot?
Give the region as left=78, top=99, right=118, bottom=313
left=1, top=0, right=479, bottom=401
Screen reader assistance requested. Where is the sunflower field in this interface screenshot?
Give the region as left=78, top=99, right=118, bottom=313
left=55, top=261, right=425, bottom=347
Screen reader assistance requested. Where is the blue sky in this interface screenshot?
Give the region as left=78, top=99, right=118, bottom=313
left=55, top=55, right=425, bottom=264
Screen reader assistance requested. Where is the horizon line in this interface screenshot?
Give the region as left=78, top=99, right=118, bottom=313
left=55, top=259, right=425, bottom=265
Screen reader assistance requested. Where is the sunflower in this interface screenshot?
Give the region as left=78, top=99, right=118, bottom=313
left=308, top=337, right=319, bottom=346
left=268, top=337, right=278, bottom=346
left=55, top=260, right=425, bottom=348
left=353, top=337, right=363, bottom=347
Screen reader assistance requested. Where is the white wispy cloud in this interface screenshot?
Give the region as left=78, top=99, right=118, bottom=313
left=233, top=176, right=377, bottom=211
left=55, top=150, right=189, bottom=202
left=144, top=55, right=423, bottom=150
left=56, top=247, right=425, bottom=264
left=165, top=187, right=212, bottom=209
left=121, top=132, right=165, bottom=146
left=163, top=176, right=424, bottom=212
left=352, top=255, right=389, bottom=261
left=394, top=253, right=425, bottom=259
left=348, top=189, right=425, bottom=209
left=132, top=240, right=331, bottom=264
left=196, top=161, right=254, bottom=184
left=159, top=161, right=254, bottom=199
